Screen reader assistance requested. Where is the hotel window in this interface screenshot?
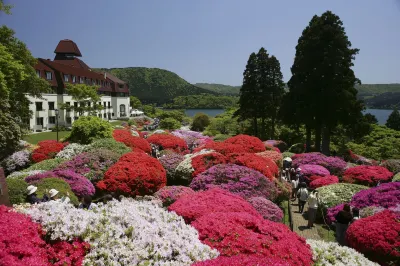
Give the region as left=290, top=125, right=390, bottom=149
left=46, top=71, right=52, bottom=80
left=36, top=117, right=44, bottom=125
left=103, top=102, right=106, bottom=108
left=36, top=70, right=40, bottom=78
left=92, top=80, right=96, bottom=85
left=35, top=102, right=43, bottom=111
left=66, top=117, right=72, bottom=124
left=72, top=76, right=76, bottom=83
left=64, top=74, right=69, bottom=82
left=49, top=116, right=56, bottom=124
left=108, top=102, right=111, bottom=108
left=103, top=113, right=107, bottom=118
left=74, top=102, right=78, bottom=108
left=48, top=102, right=55, bottom=110
left=80, top=77, right=84, bottom=84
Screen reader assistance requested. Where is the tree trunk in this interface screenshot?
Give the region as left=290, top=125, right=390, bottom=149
left=315, top=125, right=321, bottom=152
left=253, top=116, right=258, bottom=137
left=306, top=125, right=311, bottom=152
left=261, top=116, right=265, bottom=140
left=271, top=116, right=275, bottom=140
left=322, top=126, right=331, bottom=156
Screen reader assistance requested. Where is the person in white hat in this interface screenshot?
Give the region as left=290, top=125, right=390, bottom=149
left=49, top=188, right=71, bottom=204
left=26, top=185, right=49, bottom=204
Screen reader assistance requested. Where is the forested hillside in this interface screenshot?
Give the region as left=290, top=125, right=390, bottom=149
left=194, top=83, right=241, bottom=95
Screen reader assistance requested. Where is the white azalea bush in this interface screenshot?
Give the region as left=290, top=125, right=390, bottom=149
left=316, top=183, right=368, bottom=209
left=7, top=170, right=45, bottom=179
left=56, top=143, right=88, bottom=160
left=307, top=239, right=379, bottom=266
left=174, top=149, right=215, bottom=183
left=22, top=198, right=219, bottom=265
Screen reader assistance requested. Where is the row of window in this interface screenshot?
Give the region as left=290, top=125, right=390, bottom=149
left=36, top=113, right=115, bottom=126
left=36, top=70, right=114, bottom=87
left=35, top=101, right=116, bottom=111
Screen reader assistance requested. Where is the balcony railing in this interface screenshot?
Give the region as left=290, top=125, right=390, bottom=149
left=35, top=109, right=46, bottom=117
left=48, top=109, right=56, bottom=116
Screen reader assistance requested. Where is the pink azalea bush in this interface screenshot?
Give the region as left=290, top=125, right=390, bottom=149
left=298, top=164, right=330, bottom=177
left=351, top=182, right=400, bottom=209
left=247, top=197, right=283, bottom=222
left=309, top=175, right=339, bottom=189
left=256, top=150, right=283, bottom=167
left=343, top=165, right=393, bottom=186
left=154, top=186, right=195, bottom=206
left=158, top=152, right=184, bottom=182
left=190, top=164, right=278, bottom=201
left=293, top=152, right=346, bottom=175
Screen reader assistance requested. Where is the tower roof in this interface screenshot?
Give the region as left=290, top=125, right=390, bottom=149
left=54, top=39, right=82, bottom=57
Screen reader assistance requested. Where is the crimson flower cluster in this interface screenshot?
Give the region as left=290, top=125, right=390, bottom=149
left=32, top=140, right=66, bottom=163
left=194, top=142, right=244, bottom=155
left=227, top=153, right=279, bottom=180
left=343, top=165, right=393, bottom=186
left=224, top=134, right=266, bottom=153
left=191, top=152, right=227, bottom=177
left=309, top=175, right=339, bottom=189
left=147, top=134, right=188, bottom=153
left=97, top=152, right=166, bottom=196
left=112, top=129, right=151, bottom=153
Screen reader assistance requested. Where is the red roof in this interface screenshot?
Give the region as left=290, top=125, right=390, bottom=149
left=104, top=71, right=126, bottom=84
left=54, top=40, right=82, bottom=57
left=39, top=59, right=105, bottom=80
left=54, top=58, right=90, bottom=70
left=34, top=61, right=57, bottom=86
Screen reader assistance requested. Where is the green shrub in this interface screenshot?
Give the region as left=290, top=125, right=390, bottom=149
left=213, top=134, right=231, bottom=142
left=128, top=119, right=137, bottom=126
left=381, top=159, right=400, bottom=174
left=24, top=158, right=66, bottom=171
left=160, top=118, right=181, bottom=130
left=392, top=173, right=400, bottom=182
left=0, top=110, right=22, bottom=161
left=6, top=178, right=28, bottom=205
left=191, top=113, right=210, bottom=132
left=282, top=152, right=295, bottom=159
left=67, top=116, right=113, bottom=144
left=85, top=138, right=131, bottom=155
left=181, top=116, right=192, bottom=126
left=159, top=110, right=185, bottom=122
left=33, top=178, right=79, bottom=205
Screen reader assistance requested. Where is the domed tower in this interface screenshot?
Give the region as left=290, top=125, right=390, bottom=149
left=53, top=39, right=82, bottom=60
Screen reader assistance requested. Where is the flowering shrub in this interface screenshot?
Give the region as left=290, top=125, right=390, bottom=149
left=55, top=143, right=87, bottom=160
left=22, top=199, right=219, bottom=265
left=306, top=239, right=379, bottom=266
left=47, top=240, right=90, bottom=266
left=298, top=164, right=330, bottom=178
left=326, top=203, right=346, bottom=224
left=224, top=134, right=266, bottom=153
left=316, top=183, right=367, bottom=209
left=192, top=212, right=313, bottom=265
left=154, top=186, right=195, bottom=206
left=194, top=141, right=244, bottom=155
left=381, top=159, right=400, bottom=174
left=264, top=140, right=287, bottom=152
left=190, top=164, right=278, bottom=201
left=247, top=197, right=283, bottom=222
left=309, top=175, right=339, bottom=189
left=158, top=152, right=184, bottom=182
left=347, top=210, right=400, bottom=265
left=172, top=130, right=213, bottom=146
left=227, top=153, right=279, bottom=180
left=343, top=165, right=393, bottom=186
left=274, top=179, right=293, bottom=203
left=113, top=129, right=151, bottom=153
left=85, top=138, right=131, bottom=155
left=351, top=182, right=400, bottom=209
left=168, top=188, right=262, bottom=223
left=6, top=178, right=28, bottom=205
left=256, top=150, right=283, bottom=167
left=25, top=169, right=95, bottom=197
left=193, top=254, right=291, bottom=266
left=7, top=170, right=45, bottom=180
left=24, top=158, right=67, bottom=172
left=32, top=140, right=66, bottom=163
left=393, top=173, right=400, bottom=182
left=147, top=133, right=188, bottom=153
left=293, top=152, right=346, bottom=175
left=191, top=152, right=227, bottom=177
left=57, top=149, right=119, bottom=181
left=97, top=152, right=166, bottom=196
left=2, top=150, right=30, bottom=173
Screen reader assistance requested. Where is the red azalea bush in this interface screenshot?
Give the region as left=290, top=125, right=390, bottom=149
left=309, top=175, right=339, bottom=189
left=168, top=188, right=262, bottom=223
left=343, top=165, right=393, bottom=186
left=113, top=129, right=151, bottom=153
left=346, top=210, right=400, bottom=265
left=0, top=206, right=89, bottom=266
left=192, top=212, right=313, bottom=266
left=224, top=135, right=266, bottom=153
left=32, top=140, right=66, bottom=163
left=227, top=153, right=279, bottom=180
left=308, top=175, right=323, bottom=183
left=97, top=152, right=166, bottom=196
left=191, top=152, right=227, bottom=177
left=256, top=150, right=283, bottom=167
left=147, top=134, right=188, bottom=153
left=192, top=254, right=290, bottom=266
left=194, top=141, right=245, bottom=155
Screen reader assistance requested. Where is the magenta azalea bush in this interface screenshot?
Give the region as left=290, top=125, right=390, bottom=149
left=154, top=186, right=195, bottom=206
left=158, top=153, right=185, bottom=182
left=190, top=164, right=278, bottom=201
left=25, top=169, right=95, bottom=197
left=247, top=197, right=283, bottom=222
left=299, top=164, right=330, bottom=177
left=172, top=130, right=213, bottom=146
left=351, top=182, right=400, bottom=210
left=293, top=152, right=346, bottom=175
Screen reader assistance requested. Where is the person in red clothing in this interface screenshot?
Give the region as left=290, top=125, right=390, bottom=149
left=335, top=204, right=353, bottom=245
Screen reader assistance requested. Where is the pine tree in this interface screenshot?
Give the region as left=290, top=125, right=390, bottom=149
left=234, top=53, right=259, bottom=137
left=256, top=48, right=270, bottom=139
left=386, top=109, right=400, bottom=131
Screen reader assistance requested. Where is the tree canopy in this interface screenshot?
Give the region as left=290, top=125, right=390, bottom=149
left=61, top=84, right=103, bottom=115
left=386, top=109, right=400, bottom=131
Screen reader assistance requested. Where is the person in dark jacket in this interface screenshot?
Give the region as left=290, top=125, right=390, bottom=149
left=26, top=185, right=49, bottom=204
left=335, top=204, right=353, bottom=245
left=78, top=195, right=95, bottom=210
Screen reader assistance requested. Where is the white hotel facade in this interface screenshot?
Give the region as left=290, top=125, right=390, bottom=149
left=28, top=39, right=130, bottom=131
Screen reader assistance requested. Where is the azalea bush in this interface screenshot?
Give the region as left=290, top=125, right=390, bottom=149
left=154, top=186, right=195, bottom=207
left=31, top=140, right=66, bottom=163
left=192, top=212, right=313, bottom=265
left=190, top=164, right=278, bottom=201
left=381, top=159, right=400, bottom=174
left=195, top=141, right=244, bottom=155
left=147, top=133, right=188, bottom=153
left=351, top=182, right=400, bottom=209
left=158, top=152, right=184, bottom=183
left=274, top=179, right=293, bottom=203
left=298, top=164, right=330, bottom=178
left=67, top=115, right=113, bottom=144
left=343, top=165, right=393, bottom=186
left=7, top=170, right=45, bottom=180
left=2, top=150, right=30, bottom=173
left=84, top=138, right=131, bottom=155
left=25, top=169, right=95, bottom=197
left=97, top=152, right=166, bottom=196
left=346, top=210, right=400, bottom=265
left=306, top=239, right=379, bottom=266
left=193, top=254, right=291, bottom=266
left=247, top=197, right=283, bottom=222
left=224, top=134, right=266, bottom=153
left=191, top=152, right=227, bottom=177
left=256, top=150, right=283, bottom=167
left=6, top=178, right=28, bottom=205
left=55, top=143, right=87, bottom=160
left=227, top=153, right=279, bottom=180
left=293, top=152, right=346, bottom=175
left=112, top=129, right=151, bottom=153
left=168, top=188, right=262, bottom=223
left=309, top=175, right=339, bottom=189
left=22, top=199, right=219, bottom=265
left=171, top=130, right=213, bottom=146
left=316, top=183, right=368, bottom=209
left=23, top=158, right=67, bottom=172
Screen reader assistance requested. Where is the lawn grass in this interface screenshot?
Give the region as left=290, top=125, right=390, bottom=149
left=280, top=200, right=290, bottom=227
left=316, top=224, right=336, bottom=242
left=110, top=121, right=123, bottom=126
left=23, top=131, right=70, bottom=145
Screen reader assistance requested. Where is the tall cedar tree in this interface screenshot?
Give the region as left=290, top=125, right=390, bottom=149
left=234, top=53, right=259, bottom=137
left=285, top=11, right=362, bottom=155
left=256, top=48, right=270, bottom=139
left=386, top=109, right=400, bottom=131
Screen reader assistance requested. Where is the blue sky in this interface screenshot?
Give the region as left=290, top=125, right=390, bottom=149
left=2, top=0, right=400, bottom=85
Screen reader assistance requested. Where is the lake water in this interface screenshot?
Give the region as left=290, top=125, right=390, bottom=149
left=184, top=108, right=392, bottom=125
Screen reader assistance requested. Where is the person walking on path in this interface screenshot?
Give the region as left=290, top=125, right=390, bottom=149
left=291, top=176, right=299, bottom=200
left=307, top=190, right=319, bottom=228
left=335, top=204, right=353, bottom=245
left=297, top=182, right=309, bottom=213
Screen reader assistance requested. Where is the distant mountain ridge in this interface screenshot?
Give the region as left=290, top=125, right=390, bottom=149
left=194, top=83, right=241, bottom=95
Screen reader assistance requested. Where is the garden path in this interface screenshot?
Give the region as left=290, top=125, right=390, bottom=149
left=290, top=200, right=321, bottom=240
